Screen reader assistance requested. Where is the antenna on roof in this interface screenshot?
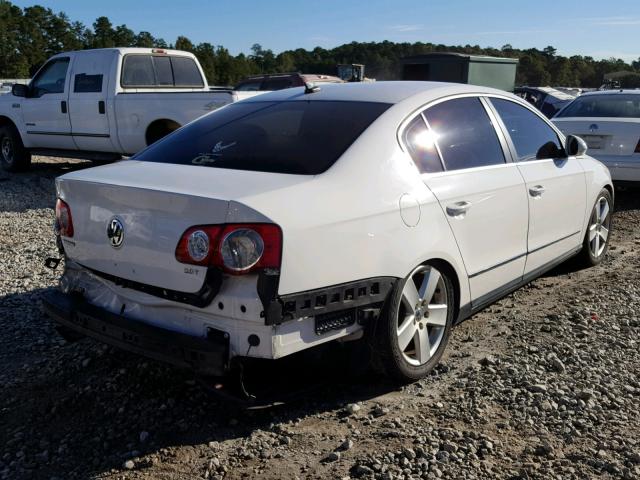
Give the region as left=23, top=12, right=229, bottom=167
left=304, top=82, right=321, bottom=94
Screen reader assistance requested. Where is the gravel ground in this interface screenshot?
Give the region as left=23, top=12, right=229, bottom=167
left=1, top=156, right=639, bottom=480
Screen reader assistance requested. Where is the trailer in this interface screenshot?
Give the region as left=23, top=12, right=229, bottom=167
left=401, top=52, right=518, bottom=91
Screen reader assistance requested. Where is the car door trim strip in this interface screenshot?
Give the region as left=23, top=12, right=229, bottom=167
left=26, top=131, right=110, bottom=138
left=528, top=230, right=581, bottom=255
left=468, top=230, right=581, bottom=279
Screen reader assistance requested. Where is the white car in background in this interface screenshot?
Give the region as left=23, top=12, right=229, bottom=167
left=553, top=90, right=640, bottom=182
left=44, top=82, right=613, bottom=386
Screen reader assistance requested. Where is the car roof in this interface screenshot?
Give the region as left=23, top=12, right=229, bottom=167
left=239, top=81, right=509, bottom=105
left=580, top=89, right=640, bottom=97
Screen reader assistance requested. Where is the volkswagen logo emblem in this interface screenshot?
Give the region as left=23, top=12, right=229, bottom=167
left=589, top=123, right=599, bottom=133
left=107, top=217, right=124, bottom=248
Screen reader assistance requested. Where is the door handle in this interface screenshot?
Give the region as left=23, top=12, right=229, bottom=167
left=98, top=100, right=105, bottom=114
left=446, top=201, right=472, bottom=217
left=60, top=101, right=67, bottom=114
left=529, top=185, right=546, bottom=197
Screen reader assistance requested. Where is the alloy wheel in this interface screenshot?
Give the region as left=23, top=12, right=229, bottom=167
left=396, top=265, right=448, bottom=366
left=588, top=195, right=611, bottom=258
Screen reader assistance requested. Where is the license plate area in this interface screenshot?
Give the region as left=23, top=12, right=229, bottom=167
left=582, top=135, right=605, bottom=150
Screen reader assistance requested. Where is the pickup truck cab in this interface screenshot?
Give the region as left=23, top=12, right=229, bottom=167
left=0, top=48, right=256, bottom=171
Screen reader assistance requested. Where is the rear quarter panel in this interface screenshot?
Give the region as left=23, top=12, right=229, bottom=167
left=236, top=107, right=471, bottom=308
left=578, top=155, right=614, bottom=234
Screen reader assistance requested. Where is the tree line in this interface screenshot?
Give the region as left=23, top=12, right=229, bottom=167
left=1, top=0, right=639, bottom=87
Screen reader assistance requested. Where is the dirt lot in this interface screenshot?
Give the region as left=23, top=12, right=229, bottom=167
left=1, top=157, right=639, bottom=480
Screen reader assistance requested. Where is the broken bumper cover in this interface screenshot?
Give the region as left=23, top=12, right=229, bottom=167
left=42, top=291, right=229, bottom=376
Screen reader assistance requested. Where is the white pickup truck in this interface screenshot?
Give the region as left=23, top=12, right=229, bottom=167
left=0, top=48, right=257, bottom=171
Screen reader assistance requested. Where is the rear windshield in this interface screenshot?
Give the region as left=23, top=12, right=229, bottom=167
left=557, top=94, right=640, bottom=118
left=121, top=54, right=204, bottom=88
left=134, top=100, right=391, bottom=174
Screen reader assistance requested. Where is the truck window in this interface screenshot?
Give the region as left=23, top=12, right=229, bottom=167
left=30, top=58, right=70, bottom=97
left=171, top=56, right=204, bottom=87
left=122, top=55, right=155, bottom=86
left=74, top=73, right=103, bottom=93
left=153, top=56, right=174, bottom=86
left=121, top=54, right=204, bottom=88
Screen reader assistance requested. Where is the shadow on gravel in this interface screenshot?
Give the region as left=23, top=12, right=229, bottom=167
left=613, top=185, right=640, bottom=212
left=1, top=287, right=401, bottom=479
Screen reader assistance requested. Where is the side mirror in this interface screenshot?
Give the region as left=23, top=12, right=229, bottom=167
left=566, top=135, right=587, bottom=157
left=11, top=83, right=28, bottom=98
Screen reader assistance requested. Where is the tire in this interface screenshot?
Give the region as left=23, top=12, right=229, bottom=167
left=375, top=263, right=455, bottom=382
left=0, top=124, right=31, bottom=172
left=576, top=188, right=613, bottom=267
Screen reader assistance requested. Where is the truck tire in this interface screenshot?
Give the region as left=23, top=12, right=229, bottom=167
left=0, top=124, right=31, bottom=172
left=374, top=263, right=454, bottom=382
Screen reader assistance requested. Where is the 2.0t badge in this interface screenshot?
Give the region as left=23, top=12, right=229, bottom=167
left=107, top=217, right=124, bottom=248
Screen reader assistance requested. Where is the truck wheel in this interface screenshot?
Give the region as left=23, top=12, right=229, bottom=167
left=375, top=263, right=454, bottom=382
left=0, top=124, right=31, bottom=172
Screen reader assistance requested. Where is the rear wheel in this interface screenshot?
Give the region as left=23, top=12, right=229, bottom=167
left=576, top=189, right=613, bottom=267
left=0, top=124, right=31, bottom=172
left=375, top=263, right=454, bottom=382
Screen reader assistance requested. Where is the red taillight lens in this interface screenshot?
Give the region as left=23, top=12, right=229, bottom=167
left=55, top=199, right=74, bottom=237
left=175, top=223, right=282, bottom=274
left=635, top=138, right=640, bottom=153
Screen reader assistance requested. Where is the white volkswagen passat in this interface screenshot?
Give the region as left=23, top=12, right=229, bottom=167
left=44, top=82, right=613, bottom=383
left=552, top=89, right=640, bottom=183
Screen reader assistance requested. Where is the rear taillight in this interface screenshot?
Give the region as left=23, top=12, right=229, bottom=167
left=175, top=224, right=282, bottom=274
left=55, top=199, right=74, bottom=237
left=635, top=138, right=640, bottom=153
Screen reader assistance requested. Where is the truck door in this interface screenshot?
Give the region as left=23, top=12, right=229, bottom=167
left=21, top=56, right=76, bottom=149
left=68, top=50, right=116, bottom=152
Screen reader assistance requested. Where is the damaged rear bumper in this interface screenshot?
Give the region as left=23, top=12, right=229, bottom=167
left=42, top=290, right=230, bottom=376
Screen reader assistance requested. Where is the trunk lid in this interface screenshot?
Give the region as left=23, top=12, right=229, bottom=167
left=56, top=161, right=308, bottom=293
left=553, top=117, right=640, bottom=156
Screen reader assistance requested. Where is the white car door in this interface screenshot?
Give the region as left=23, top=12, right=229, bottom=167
left=404, top=96, right=529, bottom=305
left=488, top=97, right=587, bottom=275
left=21, top=56, right=76, bottom=149
left=68, top=50, right=117, bottom=152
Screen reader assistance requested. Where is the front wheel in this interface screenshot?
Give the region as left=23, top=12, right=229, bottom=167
left=0, top=124, right=31, bottom=172
left=576, top=189, right=613, bottom=267
left=375, top=263, right=455, bottom=382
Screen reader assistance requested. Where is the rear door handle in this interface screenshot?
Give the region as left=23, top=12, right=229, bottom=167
left=529, top=185, right=546, bottom=197
left=60, top=101, right=67, bottom=114
left=98, top=100, right=105, bottom=114
left=446, top=201, right=472, bottom=217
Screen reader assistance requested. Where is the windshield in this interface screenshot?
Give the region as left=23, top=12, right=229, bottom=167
left=134, top=100, right=391, bottom=175
left=557, top=94, right=640, bottom=118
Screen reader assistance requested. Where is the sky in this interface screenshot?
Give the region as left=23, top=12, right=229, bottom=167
left=11, top=0, right=640, bottom=62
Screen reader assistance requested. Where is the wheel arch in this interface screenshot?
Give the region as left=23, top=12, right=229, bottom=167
left=603, top=183, right=614, bottom=205
left=0, top=115, right=18, bottom=131
left=145, top=118, right=181, bottom=146
left=423, top=258, right=461, bottom=326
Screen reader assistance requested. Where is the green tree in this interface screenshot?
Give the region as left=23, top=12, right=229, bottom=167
left=175, top=35, right=194, bottom=52
left=92, top=16, right=115, bottom=48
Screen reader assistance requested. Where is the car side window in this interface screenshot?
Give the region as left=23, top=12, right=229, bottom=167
left=73, top=73, right=103, bottom=93
left=423, top=97, right=506, bottom=171
left=235, top=79, right=263, bottom=91
left=490, top=98, right=564, bottom=161
left=402, top=114, right=443, bottom=173
left=30, top=58, right=70, bottom=97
